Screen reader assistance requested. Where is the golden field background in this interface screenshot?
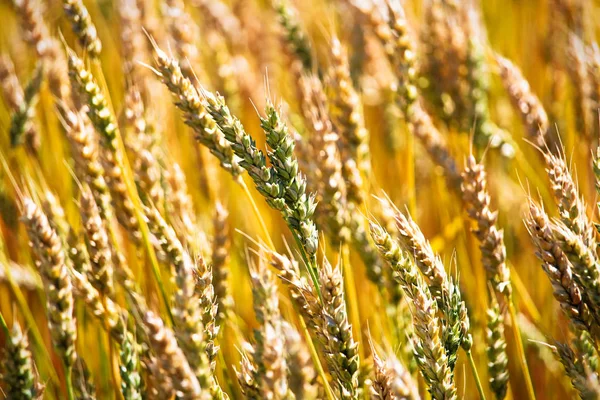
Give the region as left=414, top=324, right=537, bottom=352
left=0, top=0, right=599, bottom=399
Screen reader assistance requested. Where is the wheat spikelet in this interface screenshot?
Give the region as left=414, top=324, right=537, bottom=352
left=463, top=7, right=512, bottom=153
left=12, top=0, right=52, bottom=57
left=40, top=192, right=71, bottom=247
left=143, top=206, right=220, bottom=396
left=237, top=350, right=262, bottom=399
left=317, top=45, right=367, bottom=227
left=66, top=49, right=117, bottom=150
left=461, top=155, right=511, bottom=296
left=299, top=74, right=350, bottom=245
left=119, top=332, right=143, bottom=400
left=370, top=222, right=457, bottom=399
left=5, top=62, right=42, bottom=155
left=247, top=259, right=290, bottom=399
left=551, top=222, right=600, bottom=325
left=273, top=0, right=313, bottom=72
left=420, top=0, right=468, bottom=127
left=121, top=89, right=163, bottom=204
left=373, top=198, right=405, bottom=304
left=194, top=255, right=220, bottom=371
left=282, top=321, right=319, bottom=398
left=486, top=298, right=509, bottom=400
left=574, top=330, right=599, bottom=373
left=206, top=90, right=320, bottom=256
left=143, top=355, right=175, bottom=399
left=0, top=55, right=24, bottom=112
left=68, top=50, right=142, bottom=242
left=1, top=319, right=45, bottom=400
left=553, top=342, right=600, bottom=400
left=8, top=64, right=42, bottom=152
left=70, top=267, right=126, bottom=343
left=526, top=201, right=600, bottom=340
left=495, top=54, right=549, bottom=145
left=212, top=201, right=232, bottom=324
left=194, top=0, right=245, bottom=51
left=0, top=55, right=39, bottom=154
left=79, top=185, right=114, bottom=297
left=62, top=0, right=102, bottom=58
left=67, top=231, right=92, bottom=277
left=204, top=91, right=284, bottom=202
left=409, top=105, right=462, bottom=190
left=119, top=0, right=148, bottom=85
left=58, top=105, right=113, bottom=224
left=328, top=36, right=370, bottom=181
left=394, top=211, right=448, bottom=301
left=151, top=44, right=243, bottom=178
left=12, top=0, right=71, bottom=102
left=142, top=310, right=204, bottom=399
left=566, top=34, right=593, bottom=139
left=370, top=344, right=419, bottom=400
left=544, top=150, right=594, bottom=247
left=164, top=0, right=200, bottom=82
left=361, top=0, right=462, bottom=189
left=394, top=208, right=472, bottom=361
left=137, top=149, right=164, bottom=206
left=260, top=101, right=319, bottom=256
left=268, top=251, right=323, bottom=333
left=22, top=198, right=77, bottom=368
left=122, top=86, right=164, bottom=211
left=319, top=259, right=360, bottom=398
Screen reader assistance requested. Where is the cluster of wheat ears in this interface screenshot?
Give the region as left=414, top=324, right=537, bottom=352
left=1, top=0, right=600, bottom=399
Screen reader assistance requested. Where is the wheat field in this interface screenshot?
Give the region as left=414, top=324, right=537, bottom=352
left=0, top=0, right=598, bottom=399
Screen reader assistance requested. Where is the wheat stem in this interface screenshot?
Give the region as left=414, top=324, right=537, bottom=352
left=468, top=350, right=487, bottom=400
left=240, top=179, right=275, bottom=249
left=65, top=365, right=75, bottom=400
left=508, top=298, right=536, bottom=400
left=298, top=309, right=335, bottom=400
left=341, top=244, right=362, bottom=357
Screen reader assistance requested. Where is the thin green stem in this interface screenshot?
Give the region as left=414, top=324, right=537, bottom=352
left=0, top=312, right=7, bottom=333
left=240, top=179, right=276, bottom=249
left=508, top=262, right=541, bottom=325
left=508, top=297, right=536, bottom=400
left=65, top=365, right=75, bottom=400
left=467, top=350, right=487, bottom=400
left=290, top=232, right=322, bottom=301
left=298, top=313, right=335, bottom=400
left=239, top=177, right=323, bottom=299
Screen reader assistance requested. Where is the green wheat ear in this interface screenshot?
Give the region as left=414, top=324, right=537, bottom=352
left=0, top=315, right=45, bottom=400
